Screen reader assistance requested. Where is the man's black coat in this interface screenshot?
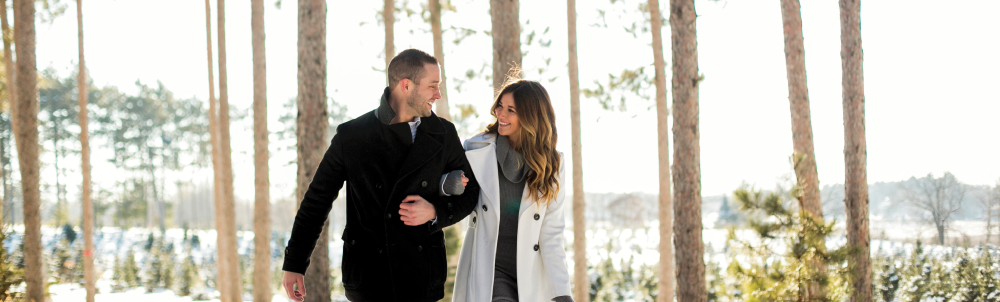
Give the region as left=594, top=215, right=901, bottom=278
left=283, top=88, right=480, bottom=302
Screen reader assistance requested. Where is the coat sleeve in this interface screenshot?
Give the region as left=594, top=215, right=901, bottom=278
left=422, top=125, right=481, bottom=234
left=282, top=130, right=347, bottom=274
left=541, top=158, right=572, bottom=298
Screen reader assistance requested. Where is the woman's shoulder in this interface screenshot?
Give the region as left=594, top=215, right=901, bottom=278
left=465, top=132, right=494, bottom=143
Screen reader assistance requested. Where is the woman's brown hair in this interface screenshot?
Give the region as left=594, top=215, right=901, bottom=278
left=486, top=78, right=561, bottom=206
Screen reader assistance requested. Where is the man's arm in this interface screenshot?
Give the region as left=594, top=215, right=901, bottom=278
left=423, top=129, right=481, bottom=233
left=282, top=132, right=347, bottom=274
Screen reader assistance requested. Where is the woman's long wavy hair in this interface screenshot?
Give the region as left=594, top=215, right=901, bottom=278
left=485, top=78, right=561, bottom=206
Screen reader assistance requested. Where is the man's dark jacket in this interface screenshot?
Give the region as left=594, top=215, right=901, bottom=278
left=283, top=88, right=480, bottom=302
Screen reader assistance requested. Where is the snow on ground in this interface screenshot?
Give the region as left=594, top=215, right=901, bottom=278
left=8, top=218, right=997, bottom=301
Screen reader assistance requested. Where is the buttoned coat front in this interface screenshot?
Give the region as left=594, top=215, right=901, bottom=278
left=452, top=133, right=571, bottom=302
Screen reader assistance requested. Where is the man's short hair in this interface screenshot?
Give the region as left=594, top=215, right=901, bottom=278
left=387, top=49, right=438, bottom=89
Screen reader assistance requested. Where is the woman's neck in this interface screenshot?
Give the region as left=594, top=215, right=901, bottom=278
left=504, top=134, right=521, bottom=150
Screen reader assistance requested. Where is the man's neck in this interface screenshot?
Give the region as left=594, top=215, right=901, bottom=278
left=389, top=101, right=416, bottom=124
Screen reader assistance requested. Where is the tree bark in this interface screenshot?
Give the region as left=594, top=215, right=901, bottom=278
left=429, top=0, right=450, bottom=120
left=251, top=0, right=271, bottom=301
left=839, top=0, right=871, bottom=301
left=490, top=0, right=521, bottom=91
left=76, top=1, right=95, bottom=301
left=649, top=0, right=675, bottom=301
left=0, top=0, right=14, bottom=228
left=203, top=0, right=231, bottom=300
left=384, top=0, right=393, bottom=68
left=779, top=0, right=826, bottom=298
left=12, top=0, right=44, bottom=301
left=780, top=0, right=823, bottom=220
left=669, top=0, right=705, bottom=301
left=566, top=0, right=587, bottom=300
left=1, top=0, right=13, bottom=139
left=217, top=0, right=241, bottom=300
left=298, top=1, right=330, bottom=301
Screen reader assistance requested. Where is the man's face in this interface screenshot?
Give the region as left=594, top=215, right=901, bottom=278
left=404, top=64, right=442, bottom=118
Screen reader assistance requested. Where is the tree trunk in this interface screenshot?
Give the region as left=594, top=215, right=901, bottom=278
left=1, top=0, right=13, bottom=141
left=779, top=0, right=826, bottom=298
left=251, top=0, right=271, bottom=301
left=566, top=0, right=587, bottom=300
left=839, top=0, right=871, bottom=301
left=490, top=0, right=521, bottom=91
left=649, top=1, right=675, bottom=301
left=204, top=0, right=231, bottom=301
left=12, top=0, right=44, bottom=301
left=298, top=1, right=330, bottom=301
left=53, top=124, right=63, bottom=225
left=780, top=0, right=822, bottom=219
left=429, top=0, right=450, bottom=120
left=669, top=0, right=705, bottom=301
left=217, top=0, right=241, bottom=300
left=0, top=0, right=13, bottom=228
left=384, top=0, right=393, bottom=68
left=76, top=1, right=95, bottom=301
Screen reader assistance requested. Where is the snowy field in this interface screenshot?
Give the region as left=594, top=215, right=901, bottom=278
left=4, top=218, right=996, bottom=302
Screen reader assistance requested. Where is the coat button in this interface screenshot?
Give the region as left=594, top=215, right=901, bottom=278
left=448, top=215, right=454, bottom=220
left=378, top=248, right=383, bottom=254
left=533, top=244, right=539, bottom=251
left=447, top=203, right=453, bottom=209
left=421, top=181, right=428, bottom=187
left=417, top=245, right=423, bottom=252
left=375, top=183, right=382, bottom=189
left=351, top=240, right=356, bottom=246
left=472, top=217, right=477, bottom=223
left=534, top=214, right=540, bottom=220
left=483, top=205, right=488, bottom=211
left=386, top=213, right=392, bottom=219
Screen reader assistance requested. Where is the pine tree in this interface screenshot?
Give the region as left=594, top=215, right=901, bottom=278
left=725, top=186, right=854, bottom=301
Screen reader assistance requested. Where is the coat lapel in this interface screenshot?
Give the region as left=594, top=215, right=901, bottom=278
left=464, top=135, right=500, bottom=219
left=394, top=114, right=445, bottom=189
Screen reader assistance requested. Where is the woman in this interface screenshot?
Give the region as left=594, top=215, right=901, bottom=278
left=453, top=79, right=572, bottom=302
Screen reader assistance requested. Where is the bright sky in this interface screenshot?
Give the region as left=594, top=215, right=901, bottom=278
left=30, top=0, right=1000, bottom=206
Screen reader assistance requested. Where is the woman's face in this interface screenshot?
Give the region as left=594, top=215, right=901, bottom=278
left=495, top=93, right=521, bottom=139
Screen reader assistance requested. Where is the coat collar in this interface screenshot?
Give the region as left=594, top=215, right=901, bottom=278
left=375, top=87, right=446, bottom=135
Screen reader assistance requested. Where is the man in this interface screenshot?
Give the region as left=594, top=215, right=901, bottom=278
left=282, top=49, right=480, bottom=302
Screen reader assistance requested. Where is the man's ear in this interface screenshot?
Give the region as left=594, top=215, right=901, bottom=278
left=400, top=78, right=410, bottom=94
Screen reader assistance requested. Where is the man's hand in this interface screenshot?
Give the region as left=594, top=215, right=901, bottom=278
left=282, top=271, right=306, bottom=301
left=399, top=195, right=436, bottom=226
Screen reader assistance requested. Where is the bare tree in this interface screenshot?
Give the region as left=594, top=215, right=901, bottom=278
left=902, top=172, right=967, bottom=245
left=648, top=0, right=675, bottom=301
left=76, top=1, right=95, bottom=301
left=975, top=181, right=999, bottom=245
left=566, top=0, right=588, bottom=300
left=669, top=0, right=704, bottom=301
left=779, top=0, right=826, bottom=298
left=217, top=0, right=240, bottom=300
left=490, top=0, right=521, bottom=90
left=0, top=0, right=13, bottom=227
left=298, top=1, right=330, bottom=301
left=840, top=0, right=871, bottom=300
left=202, top=0, right=232, bottom=300
left=429, top=0, right=450, bottom=120
left=384, top=0, right=394, bottom=68
left=12, top=0, right=44, bottom=301
left=251, top=0, right=271, bottom=301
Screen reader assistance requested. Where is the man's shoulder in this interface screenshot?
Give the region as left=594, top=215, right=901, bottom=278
left=334, top=110, right=376, bottom=134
